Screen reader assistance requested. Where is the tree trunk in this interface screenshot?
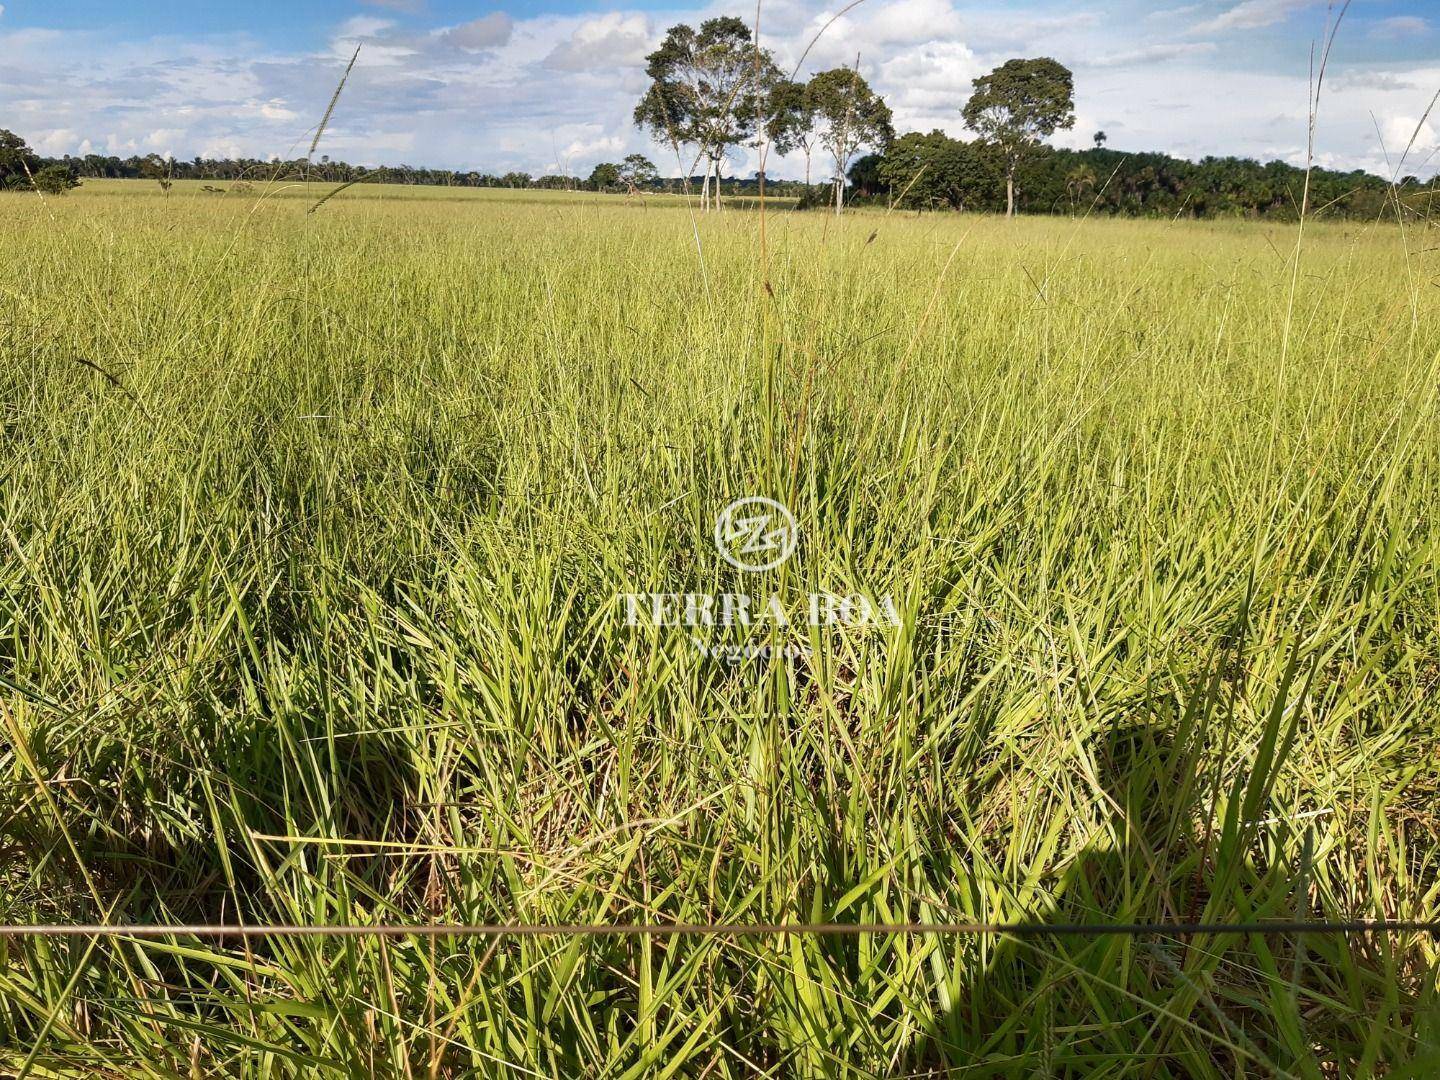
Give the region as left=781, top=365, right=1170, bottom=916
left=835, top=176, right=845, bottom=216
left=701, top=161, right=711, bottom=212
left=804, top=150, right=811, bottom=187
left=1005, top=167, right=1015, bottom=219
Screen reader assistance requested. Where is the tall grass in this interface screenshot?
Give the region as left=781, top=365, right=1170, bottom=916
left=1, top=180, right=1438, bottom=1076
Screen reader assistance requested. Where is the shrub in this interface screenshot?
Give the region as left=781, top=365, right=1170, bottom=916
left=31, top=163, right=79, bottom=195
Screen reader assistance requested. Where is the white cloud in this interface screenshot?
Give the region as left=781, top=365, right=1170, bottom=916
left=104, top=133, right=139, bottom=155
left=1146, top=4, right=1202, bottom=19
left=1329, top=70, right=1420, bottom=92
left=257, top=98, right=297, bottom=121
left=198, top=138, right=245, bottom=159
left=33, top=128, right=78, bottom=155
left=1091, top=42, right=1217, bottom=66
left=876, top=41, right=984, bottom=132
left=1381, top=115, right=1438, bottom=158
left=442, top=13, right=513, bottom=51
left=559, top=130, right=626, bottom=166
left=955, top=9, right=1101, bottom=52
left=544, top=14, right=650, bottom=72
left=1190, top=0, right=1311, bottom=34
left=337, top=15, right=394, bottom=39
left=860, top=0, right=965, bottom=47
left=1370, top=16, right=1430, bottom=41
left=145, top=128, right=185, bottom=148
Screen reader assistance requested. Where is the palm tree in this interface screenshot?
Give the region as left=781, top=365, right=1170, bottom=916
left=1065, top=165, right=1097, bottom=214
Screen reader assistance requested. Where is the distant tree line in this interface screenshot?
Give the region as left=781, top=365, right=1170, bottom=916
left=0, top=139, right=656, bottom=193
left=0, top=131, right=821, bottom=200
left=856, top=134, right=1423, bottom=220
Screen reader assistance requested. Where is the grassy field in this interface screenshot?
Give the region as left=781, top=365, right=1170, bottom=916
left=2, top=179, right=1439, bottom=1076
left=67, top=176, right=799, bottom=211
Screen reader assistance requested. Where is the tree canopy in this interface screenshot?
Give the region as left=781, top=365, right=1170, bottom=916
left=587, top=162, right=621, bottom=191
left=876, top=130, right=999, bottom=210
left=0, top=129, right=41, bottom=190
left=617, top=154, right=659, bottom=190
left=806, top=67, right=894, bottom=214
left=632, top=17, right=784, bottom=209
left=962, top=57, right=1075, bottom=216
left=31, top=163, right=79, bottom=195
left=856, top=140, right=1414, bottom=221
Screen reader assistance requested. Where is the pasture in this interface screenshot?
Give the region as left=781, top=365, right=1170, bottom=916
left=1, top=180, right=1439, bottom=1076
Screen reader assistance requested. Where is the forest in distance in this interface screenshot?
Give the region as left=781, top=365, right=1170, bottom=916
left=11, top=137, right=1426, bottom=220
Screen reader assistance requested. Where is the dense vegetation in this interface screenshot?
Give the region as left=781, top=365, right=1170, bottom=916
left=1, top=179, right=1438, bottom=1076
left=14, top=127, right=1429, bottom=220
left=9, top=140, right=817, bottom=195
left=860, top=134, right=1426, bottom=219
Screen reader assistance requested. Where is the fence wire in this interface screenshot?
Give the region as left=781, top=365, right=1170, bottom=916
left=1, top=919, right=1437, bottom=939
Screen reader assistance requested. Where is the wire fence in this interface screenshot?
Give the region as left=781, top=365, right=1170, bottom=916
left=1, top=920, right=1437, bottom=939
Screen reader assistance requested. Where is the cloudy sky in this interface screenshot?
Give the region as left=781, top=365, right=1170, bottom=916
left=2, top=0, right=1438, bottom=180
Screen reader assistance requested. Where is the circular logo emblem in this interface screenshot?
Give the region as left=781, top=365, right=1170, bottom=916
left=714, top=497, right=797, bottom=572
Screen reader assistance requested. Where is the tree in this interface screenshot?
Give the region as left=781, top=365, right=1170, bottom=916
left=847, top=153, right=884, bottom=199
left=1093, top=130, right=1107, bottom=148
left=806, top=65, right=893, bottom=215
left=633, top=17, right=781, bottom=211
left=877, top=130, right=998, bottom=211
left=780, top=81, right=821, bottom=186
left=634, top=73, right=690, bottom=184
left=962, top=57, right=1075, bottom=218
left=617, top=153, right=658, bottom=193
left=756, top=77, right=813, bottom=184
left=139, top=153, right=175, bottom=194
left=0, top=129, right=41, bottom=189
left=587, top=162, right=621, bottom=192
left=1064, top=164, right=1096, bottom=213
left=31, top=163, right=79, bottom=195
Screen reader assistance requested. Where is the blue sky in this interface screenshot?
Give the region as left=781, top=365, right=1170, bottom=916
left=3, top=0, right=1439, bottom=178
